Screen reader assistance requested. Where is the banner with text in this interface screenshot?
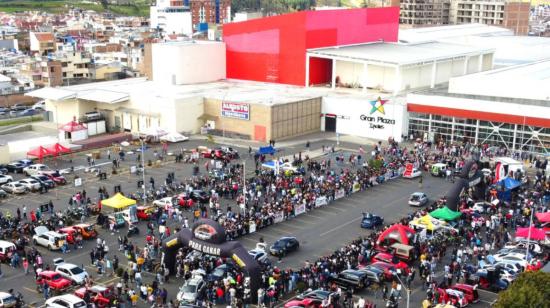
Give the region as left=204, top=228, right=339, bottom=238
left=294, top=203, right=306, bottom=216
left=335, top=189, right=345, bottom=200
left=315, top=196, right=328, bottom=207
left=274, top=211, right=285, bottom=223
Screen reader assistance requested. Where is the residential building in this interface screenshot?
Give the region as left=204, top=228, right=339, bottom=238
left=399, top=0, right=451, bottom=27
left=449, top=0, right=530, bottom=34
left=40, top=59, right=63, bottom=87
left=189, top=0, right=231, bottom=28
left=150, top=0, right=193, bottom=36
left=502, top=1, right=530, bottom=35
left=29, top=32, right=56, bottom=55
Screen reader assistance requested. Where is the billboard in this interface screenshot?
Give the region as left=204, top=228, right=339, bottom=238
left=221, top=102, right=250, bottom=120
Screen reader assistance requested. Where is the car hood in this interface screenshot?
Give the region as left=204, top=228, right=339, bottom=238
left=34, top=226, right=49, bottom=235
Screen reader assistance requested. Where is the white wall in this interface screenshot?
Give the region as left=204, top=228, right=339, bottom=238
left=322, top=96, right=406, bottom=142
left=334, top=61, right=365, bottom=88
left=150, top=8, right=192, bottom=36
left=173, top=96, right=204, bottom=133
left=152, top=42, right=226, bottom=85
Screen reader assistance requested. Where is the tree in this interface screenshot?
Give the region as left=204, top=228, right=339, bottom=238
left=494, top=271, right=550, bottom=308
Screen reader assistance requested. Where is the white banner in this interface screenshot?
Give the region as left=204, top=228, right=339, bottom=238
left=215, top=161, right=223, bottom=169
left=274, top=211, right=285, bottom=223
left=315, top=196, right=328, bottom=207
left=294, top=203, right=306, bottom=216
left=334, top=189, right=345, bottom=200
left=249, top=222, right=256, bottom=233
left=74, top=177, right=82, bottom=187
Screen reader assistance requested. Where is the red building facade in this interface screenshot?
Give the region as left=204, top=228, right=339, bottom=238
left=224, top=7, right=400, bottom=86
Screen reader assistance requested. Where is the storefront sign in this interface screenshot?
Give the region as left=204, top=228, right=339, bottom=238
left=334, top=189, right=345, bottom=200
left=294, top=203, right=306, bottom=216
left=221, top=102, right=250, bottom=120
left=359, top=114, right=396, bottom=129
left=315, top=196, right=328, bottom=207
left=274, top=211, right=285, bottom=223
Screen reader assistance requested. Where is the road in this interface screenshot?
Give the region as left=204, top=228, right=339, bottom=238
left=0, top=137, right=498, bottom=307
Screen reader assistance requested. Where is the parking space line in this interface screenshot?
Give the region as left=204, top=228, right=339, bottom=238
left=23, top=287, right=39, bottom=294
left=289, top=216, right=317, bottom=225
left=319, top=216, right=363, bottom=237
left=315, top=206, right=347, bottom=213
left=302, top=212, right=333, bottom=219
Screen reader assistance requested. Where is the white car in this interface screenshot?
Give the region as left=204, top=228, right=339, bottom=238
left=32, top=226, right=66, bottom=251
left=55, top=263, right=89, bottom=285
left=32, top=101, right=45, bottom=110
left=0, top=174, right=12, bottom=184
left=472, top=202, right=489, bottom=213
left=493, top=253, right=528, bottom=268
left=45, top=294, right=86, bottom=308
left=249, top=248, right=269, bottom=264
left=153, top=197, right=175, bottom=209
left=504, top=241, right=542, bottom=255
left=402, top=167, right=422, bottom=179
left=23, top=164, right=49, bottom=176
left=18, top=178, right=41, bottom=191
left=1, top=182, right=26, bottom=194
left=177, top=275, right=205, bottom=303
left=0, top=292, right=17, bottom=307
left=492, top=261, right=523, bottom=273
left=408, top=192, right=428, bottom=207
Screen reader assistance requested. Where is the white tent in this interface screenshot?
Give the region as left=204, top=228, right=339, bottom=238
left=160, top=132, right=189, bottom=143
left=140, top=127, right=168, bottom=137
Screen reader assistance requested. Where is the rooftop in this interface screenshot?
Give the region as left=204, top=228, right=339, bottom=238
left=307, top=41, right=494, bottom=66
left=399, top=23, right=513, bottom=44
left=32, top=32, right=55, bottom=42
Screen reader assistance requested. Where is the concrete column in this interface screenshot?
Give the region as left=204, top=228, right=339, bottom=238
left=451, top=117, right=455, bottom=143
left=512, top=124, right=518, bottom=151
left=463, top=56, right=469, bottom=75
left=478, top=54, right=483, bottom=72
left=331, top=59, right=336, bottom=90
left=393, top=66, right=401, bottom=95
left=474, top=119, right=480, bottom=144
left=362, top=63, right=368, bottom=92
left=305, top=54, right=310, bottom=87
left=430, top=61, right=437, bottom=88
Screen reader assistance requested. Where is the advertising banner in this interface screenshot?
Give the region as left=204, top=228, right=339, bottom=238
left=352, top=182, right=361, bottom=193
left=315, top=196, right=328, bottom=207
left=221, top=102, right=250, bottom=120
left=334, top=189, right=345, bottom=200
left=249, top=222, right=256, bottom=234
left=294, top=203, right=306, bottom=216
left=403, top=163, right=413, bottom=178
left=274, top=211, right=285, bottom=223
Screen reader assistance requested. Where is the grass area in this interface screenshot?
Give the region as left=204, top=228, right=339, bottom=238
left=0, top=0, right=150, bottom=16
left=0, top=115, right=44, bottom=127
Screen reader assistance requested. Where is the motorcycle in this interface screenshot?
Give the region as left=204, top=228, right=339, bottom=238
left=127, top=224, right=140, bottom=237
left=386, top=295, right=399, bottom=308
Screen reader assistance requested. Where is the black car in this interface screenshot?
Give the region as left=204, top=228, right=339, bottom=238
left=31, top=175, right=55, bottom=189
left=0, top=165, right=8, bottom=175
left=360, top=212, right=384, bottom=229
left=296, top=289, right=331, bottom=301
left=328, top=269, right=370, bottom=290
left=269, top=237, right=299, bottom=257
left=190, top=190, right=210, bottom=204
left=6, top=162, right=24, bottom=173
left=357, top=265, right=385, bottom=284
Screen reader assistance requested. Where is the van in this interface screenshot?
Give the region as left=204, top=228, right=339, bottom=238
left=0, top=240, right=16, bottom=263
left=494, top=157, right=524, bottom=176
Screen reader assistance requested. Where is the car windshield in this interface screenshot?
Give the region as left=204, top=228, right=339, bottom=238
left=182, top=284, right=197, bottom=293
left=411, top=195, right=420, bottom=201
left=70, top=267, right=84, bottom=274
left=74, top=301, right=87, bottom=308
left=273, top=241, right=285, bottom=248
left=52, top=274, right=62, bottom=280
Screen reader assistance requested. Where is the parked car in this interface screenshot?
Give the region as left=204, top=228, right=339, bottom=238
left=0, top=189, right=7, bottom=198
left=32, top=226, right=66, bottom=250
left=328, top=269, right=370, bottom=290
left=17, top=178, right=41, bottom=191
left=5, top=162, right=24, bottom=173
left=431, top=163, right=448, bottom=177
left=33, top=101, right=45, bottom=110
left=408, top=192, right=428, bottom=207
left=74, top=285, right=114, bottom=307
left=45, top=294, right=86, bottom=308
left=177, top=275, right=206, bottom=304
left=10, top=104, right=27, bottom=111
left=361, top=212, right=384, bottom=229
left=57, top=227, right=78, bottom=244
left=402, top=167, right=422, bottom=179
left=357, top=265, right=385, bottom=284
left=72, top=224, right=97, bottom=239
left=269, top=237, right=299, bottom=257
left=189, top=190, right=210, bottom=204
left=55, top=262, right=88, bottom=285
left=0, top=174, right=13, bottom=184
left=1, top=182, right=26, bottom=194
left=296, top=289, right=332, bottom=301
left=18, top=159, right=33, bottom=167
left=39, top=170, right=67, bottom=185
left=248, top=246, right=270, bottom=265
left=0, top=164, right=8, bottom=174
left=24, top=164, right=49, bottom=176
left=0, top=240, right=17, bottom=263
left=0, top=291, right=17, bottom=308
left=450, top=284, right=479, bottom=304
left=153, top=197, right=176, bottom=209
left=18, top=109, right=36, bottom=117
left=284, top=298, right=322, bottom=308
left=36, top=271, right=72, bottom=294
left=207, top=263, right=237, bottom=282
left=31, top=174, right=56, bottom=189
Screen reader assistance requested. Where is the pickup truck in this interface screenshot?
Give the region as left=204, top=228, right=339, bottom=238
left=327, top=269, right=370, bottom=290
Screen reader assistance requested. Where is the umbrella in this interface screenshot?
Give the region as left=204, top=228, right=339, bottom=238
left=515, top=227, right=546, bottom=241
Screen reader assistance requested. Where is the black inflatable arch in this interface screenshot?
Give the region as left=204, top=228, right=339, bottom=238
left=162, top=219, right=261, bottom=302
left=445, top=160, right=485, bottom=211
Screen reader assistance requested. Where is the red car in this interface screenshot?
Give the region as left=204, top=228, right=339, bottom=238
left=371, top=252, right=410, bottom=274
left=433, top=288, right=468, bottom=307
left=58, top=226, right=78, bottom=244
left=369, top=262, right=402, bottom=280
left=176, top=193, right=194, bottom=208
left=284, top=298, right=321, bottom=308
left=36, top=271, right=72, bottom=293
left=75, top=285, right=114, bottom=307
left=451, top=284, right=479, bottom=304
left=40, top=170, right=67, bottom=185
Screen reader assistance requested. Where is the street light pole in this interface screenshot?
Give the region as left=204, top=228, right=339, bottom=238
left=242, top=160, right=246, bottom=207
left=526, top=203, right=534, bottom=259
left=393, top=272, right=410, bottom=308
left=140, top=138, right=146, bottom=199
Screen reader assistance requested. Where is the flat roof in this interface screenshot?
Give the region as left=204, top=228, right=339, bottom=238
left=399, top=23, right=513, bottom=44
left=307, top=41, right=494, bottom=66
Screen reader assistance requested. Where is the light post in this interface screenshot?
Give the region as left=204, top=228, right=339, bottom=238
left=526, top=203, right=534, bottom=259
left=392, top=270, right=410, bottom=308
left=242, top=160, right=246, bottom=207
left=139, top=137, right=146, bottom=199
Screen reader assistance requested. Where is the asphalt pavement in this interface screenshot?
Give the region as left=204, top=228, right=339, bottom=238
left=0, top=136, right=498, bottom=307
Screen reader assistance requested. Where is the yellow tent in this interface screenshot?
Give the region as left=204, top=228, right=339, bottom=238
left=410, top=214, right=446, bottom=231
left=101, top=193, right=136, bottom=210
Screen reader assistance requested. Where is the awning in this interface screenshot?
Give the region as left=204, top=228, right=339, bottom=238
left=197, top=114, right=219, bottom=121
left=26, top=87, right=76, bottom=101
left=77, top=89, right=128, bottom=104
left=117, top=107, right=160, bottom=117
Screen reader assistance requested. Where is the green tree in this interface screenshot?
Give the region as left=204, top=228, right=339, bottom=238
left=494, top=271, right=550, bottom=308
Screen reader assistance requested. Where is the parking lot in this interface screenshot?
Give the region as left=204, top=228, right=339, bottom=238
left=0, top=137, right=499, bottom=307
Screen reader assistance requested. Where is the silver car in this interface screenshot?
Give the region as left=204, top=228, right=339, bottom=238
left=1, top=182, right=26, bottom=194
left=18, top=178, right=41, bottom=191
left=408, top=192, right=428, bottom=207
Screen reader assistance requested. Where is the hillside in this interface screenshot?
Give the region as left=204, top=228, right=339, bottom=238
left=0, top=0, right=151, bottom=17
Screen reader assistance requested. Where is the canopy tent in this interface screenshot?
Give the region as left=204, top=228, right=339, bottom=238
left=535, top=212, right=550, bottom=223
left=59, top=120, right=87, bottom=132
left=140, top=127, right=169, bottom=137
left=27, top=146, right=54, bottom=160
left=498, top=177, right=521, bottom=190
left=46, top=143, right=72, bottom=156
left=160, top=132, right=189, bottom=143
left=101, top=193, right=136, bottom=210
left=409, top=215, right=447, bottom=231
left=376, top=224, right=415, bottom=246
left=515, top=226, right=547, bottom=241
left=257, top=145, right=276, bottom=155
left=430, top=206, right=462, bottom=221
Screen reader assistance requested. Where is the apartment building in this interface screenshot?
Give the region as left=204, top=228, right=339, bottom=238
left=39, top=52, right=92, bottom=86
left=189, top=0, right=231, bottom=27
left=450, top=0, right=530, bottom=34
left=400, top=0, right=451, bottom=26
left=29, top=32, right=56, bottom=55
left=150, top=0, right=193, bottom=36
